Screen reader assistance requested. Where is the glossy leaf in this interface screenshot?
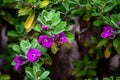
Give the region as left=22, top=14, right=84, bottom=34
left=83, top=14, right=91, bottom=21
left=24, top=12, right=35, bottom=32
left=33, top=63, right=41, bottom=75
left=97, top=39, right=108, bottom=47
left=73, top=60, right=83, bottom=68
left=64, top=41, right=71, bottom=48
left=15, top=22, right=25, bottom=34
left=104, top=46, right=111, bottom=59
left=38, top=71, right=50, bottom=80
left=113, top=37, right=120, bottom=48
left=35, top=44, right=47, bottom=54
left=7, top=30, right=19, bottom=37
left=111, top=20, right=119, bottom=29
left=0, top=75, right=11, bottom=80
left=88, top=69, right=96, bottom=76
left=51, top=42, right=59, bottom=54
left=31, top=38, right=38, bottom=48
left=54, top=21, right=66, bottom=34
left=72, top=67, right=80, bottom=75
left=40, top=0, right=49, bottom=8
left=65, top=31, right=74, bottom=41
left=103, top=3, right=116, bottom=13
left=26, top=19, right=36, bottom=32
left=12, top=44, right=21, bottom=53
left=33, top=24, right=41, bottom=32
left=3, top=13, right=13, bottom=24
left=79, top=69, right=87, bottom=76
left=42, top=53, right=53, bottom=65
left=18, top=7, right=32, bottom=16
left=20, top=40, right=30, bottom=53
left=25, top=67, right=34, bottom=80
left=93, top=20, right=102, bottom=27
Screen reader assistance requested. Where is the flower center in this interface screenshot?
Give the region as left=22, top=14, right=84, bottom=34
left=32, top=53, right=36, bottom=58
left=56, top=38, right=63, bottom=45
left=44, top=39, right=48, bottom=42
left=107, top=30, right=111, bottom=33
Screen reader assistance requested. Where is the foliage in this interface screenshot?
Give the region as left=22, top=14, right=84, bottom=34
left=1, top=0, right=120, bottom=80
left=72, top=56, right=98, bottom=79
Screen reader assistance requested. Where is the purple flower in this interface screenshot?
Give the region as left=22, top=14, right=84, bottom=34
left=101, top=26, right=114, bottom=39
left=15, top=63, right=21, bottom=71
left=54, top=32, right=67, bottom=45
left=27, top=48, right=41, bottom=63
left=41, top=25, right=48, bottom=31
left=14, top=56, right=24, bottom=71
left=118, top=21, right=120, bottom=26
left=38, top=35, right=52, bottom=48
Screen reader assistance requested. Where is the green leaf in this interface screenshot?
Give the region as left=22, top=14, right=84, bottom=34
left=97, top=39, right=108, bottom=47
left=78, top=0, right=89, bottom=7
left=79, top=69, right=87, bottom=76
left=24, top=12, right=35, bottom=32
left=20, top=40, right=30, bottom=53
left=3, top=0, right=16, bottom=3
left=103, top=16, right=111, bottom=25
left=72, top=67, right=80, bottom=75
left=3, top=13, right=13, bottom=24
left=31, top=38, right=38, bottom=48
left=88, top=69, right=96, bottom=76
left=83, top=14, right=91, bottom=21
left=42, top=53, right=53, bottom=65
left=40, top=0, right=49, bottom=8
left=111, top=20, right=119, bottom=29
left=114, top=46, right=120, bottom=54
left=0, top=75, right=11, bottom=80
left=54, top=21, right=66, bottom=34
left=7, top=30, right=19, bottom=37
left=113, top=37, right=120, bottom=48
left=91, top=13, right=100, bottom=16
left=12, top=44, right=21, bottom=53
left=51, top=12, right=61, bottom=27
left=33, top=63, right=41, bottom=75
left=18, top=7, right=32, bottom=16
left=103, top=77, right=110, bottom=80
left=62, top=0, right=70, bottom=11
left=35, top=45, right=47, bottom=54
left=11, top=60, right=15, bottom=66
left=38, top=71, right=50, bottom=80
left=15, top=22, right=25, bottom=34
left=51, top=42, right=59, bottom=54
left=37, top=10, right=47, bottom=25
left=73, top=60, right=83, bottom=68
left=65, top=31, right=74, bottom=41
left=116, top=76, right=120, bottom=80
left=103, top=3, right=116, bottom=13
left=25, top=67, right=34, bottom=80
left=88, top=60, right=98, bottom=69
left=33, top=24, right=41, bottom=32
left=93, top=20, right=102, bottom=27
left=83, top=56, right=89, bottom=64
left=64, top=41, right=71, bottom=48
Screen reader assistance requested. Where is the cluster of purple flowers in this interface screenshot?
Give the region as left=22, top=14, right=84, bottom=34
left=38, top=25, right=68, bottom=48
left=14, top=56, right=24, bottom=71
left=14, top=25, right=68, bottom=71
left=14, top=48, right=41, bottom=71
left=101, top=25, right=114, bottom=39
left=101, top=21, right=120, bottom=39
left=38, top=32, right=67, bottom=48
left=53, top=32, right=67, bottom=45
